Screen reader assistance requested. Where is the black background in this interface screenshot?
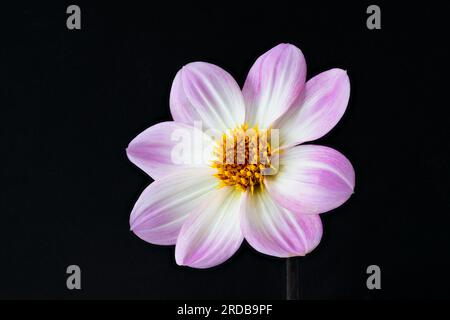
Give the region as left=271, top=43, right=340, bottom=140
left=1, top=1, right=449, bottom=299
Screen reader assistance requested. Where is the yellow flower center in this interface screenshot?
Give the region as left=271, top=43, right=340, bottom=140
left=211, top=124, right=273, bottom=193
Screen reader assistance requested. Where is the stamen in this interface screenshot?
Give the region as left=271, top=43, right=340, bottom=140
left=211, top=124, right=273, bottom=193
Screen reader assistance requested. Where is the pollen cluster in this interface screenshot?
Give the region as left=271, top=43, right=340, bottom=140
left=211, top=124, right=273, bottom=193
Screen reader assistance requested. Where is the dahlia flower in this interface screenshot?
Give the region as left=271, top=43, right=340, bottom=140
left=127, top=43, right=355, bottom=269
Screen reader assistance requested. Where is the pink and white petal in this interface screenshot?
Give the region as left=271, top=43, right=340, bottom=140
left=126, top=121, right=213, bottom=180
left=274, top=69, right=350, bottom=147
left=266, top=145, right=355, bottom=215
left=241, top=189, right=322, bottom=258
left=170, top=62, right=245, bottom=133
left=130, top=167, right=218, bottom=246
left=243, top=43, right=306, bottom=130
left=175, top=187, right=244, bottom=269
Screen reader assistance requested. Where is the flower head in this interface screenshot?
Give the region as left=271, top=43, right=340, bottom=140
left=127, top=43, right=355, bottom=269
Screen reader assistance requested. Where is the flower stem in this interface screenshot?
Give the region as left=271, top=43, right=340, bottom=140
left=286, top=257, right=299, bottom=300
